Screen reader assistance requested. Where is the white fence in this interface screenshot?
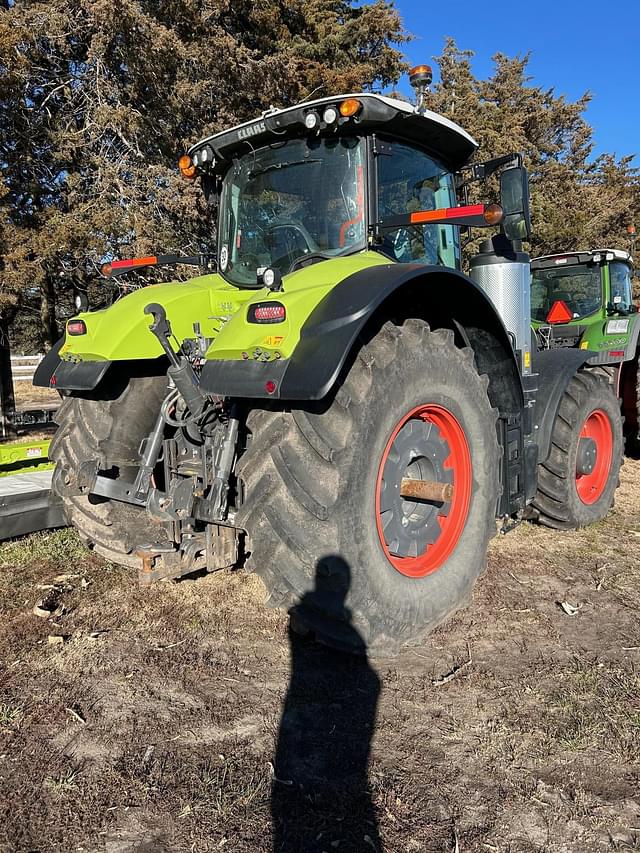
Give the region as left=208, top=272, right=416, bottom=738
left=11, top=355, right=44, bottom=382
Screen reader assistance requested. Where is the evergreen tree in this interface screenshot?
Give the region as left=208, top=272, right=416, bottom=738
left=0, top=0, right=407, bottom=350
left=430, top=38, right=639, bottom=259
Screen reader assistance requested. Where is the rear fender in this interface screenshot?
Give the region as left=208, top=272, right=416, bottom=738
left=33, top=338, right=65, bottom=388
left=620, top=352, right=639, bottom=431
left=34, top=346, right=168, bottom=396
left=532, top=348, right=598, bottom=463
left=582, top=312, right=640, bottom=366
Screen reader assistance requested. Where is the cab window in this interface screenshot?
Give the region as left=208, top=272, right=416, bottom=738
left=530, top=265, right=602, bottom=322
left=376, top=142, right=459, bottom=269
left=608, top=262, right=633, bottom=312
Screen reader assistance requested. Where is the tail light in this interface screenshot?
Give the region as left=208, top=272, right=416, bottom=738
left=248, top=303, right=286, bottom=323
left=67, top=319, right=87, bottom=336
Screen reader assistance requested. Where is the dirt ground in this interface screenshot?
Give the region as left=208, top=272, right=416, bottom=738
left=1, top=463, right=639, bottom=853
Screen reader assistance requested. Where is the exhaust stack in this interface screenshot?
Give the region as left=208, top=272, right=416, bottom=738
left=470, top=235, right=533, bottom=376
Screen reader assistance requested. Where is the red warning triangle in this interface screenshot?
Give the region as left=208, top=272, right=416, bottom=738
left=546, top=299, right=573, bottom=324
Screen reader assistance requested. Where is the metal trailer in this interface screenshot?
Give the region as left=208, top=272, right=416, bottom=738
left=0, top=327, right=65, bottom=540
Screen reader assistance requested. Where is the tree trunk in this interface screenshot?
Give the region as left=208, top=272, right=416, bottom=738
left=41, top=277, right=59, bottom=349
left=0, top=316, right=16, bottom=438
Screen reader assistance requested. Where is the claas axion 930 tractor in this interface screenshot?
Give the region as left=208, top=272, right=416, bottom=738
left=35, top=66, right=623, bottom=653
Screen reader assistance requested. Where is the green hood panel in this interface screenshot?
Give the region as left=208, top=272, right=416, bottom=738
left=531, top=313, right=640, bottom=361
left=60, top=252, right=389, bottom=364
left=60, top=274, right=252, bottom=362
left=203, top=252, right=389, bottom=362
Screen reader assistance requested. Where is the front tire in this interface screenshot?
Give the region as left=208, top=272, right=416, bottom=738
left=531, top=369, right=622, bottom=529
left=236, top=320, right=501, bottom=654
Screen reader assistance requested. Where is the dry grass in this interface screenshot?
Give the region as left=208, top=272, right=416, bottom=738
left=12, top=382, right=59, bottom=408
left=1, top=463, right=639, bottom=852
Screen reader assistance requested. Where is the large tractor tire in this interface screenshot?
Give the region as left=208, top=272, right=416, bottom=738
left=531, top=369, right=622, bottom=529
left=49, top=375, right=168, bottom=566
left=620, top=354, right=640, bottom=454
left=236, top=319, right=501, bottom=654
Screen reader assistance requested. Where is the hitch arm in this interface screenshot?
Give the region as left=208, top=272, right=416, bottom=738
left=144, top=303, right=181, bottom=368
left=144, top=303, right=207, bottom=420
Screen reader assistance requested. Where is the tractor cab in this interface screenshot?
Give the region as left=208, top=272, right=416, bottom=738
left=183, top=92, right=518, bottom=288
left=531, top=249, right=636, bottom=350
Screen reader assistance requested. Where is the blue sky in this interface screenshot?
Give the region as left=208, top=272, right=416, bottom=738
left=393, top=0, right=639, bottom=164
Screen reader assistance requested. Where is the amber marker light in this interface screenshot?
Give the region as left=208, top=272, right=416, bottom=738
left=179, top=154, right=197, bottom=179
left=483, top=203, right=504, bottom=226
left=339, top=98, right=362, bottom=117
left=409, top=64, right=433, bottom=85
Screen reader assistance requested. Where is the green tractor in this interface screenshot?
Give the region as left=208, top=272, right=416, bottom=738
left=34, top=68, right=624, bottom=653
left=531, top=249, right=639, bottom=446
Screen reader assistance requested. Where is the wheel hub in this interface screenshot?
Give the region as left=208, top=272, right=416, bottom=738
left=378, top=418, right=453, bottom=559
left=576, top=436, right=597, bottom=476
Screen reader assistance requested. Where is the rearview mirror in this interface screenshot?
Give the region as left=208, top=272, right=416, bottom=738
left=500, top=166, right=531, bottom=242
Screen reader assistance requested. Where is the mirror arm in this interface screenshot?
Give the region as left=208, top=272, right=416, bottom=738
left=457, top=152, right=524, bottom=188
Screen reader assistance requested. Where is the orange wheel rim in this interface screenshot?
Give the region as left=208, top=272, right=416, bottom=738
left=575, top=409, right=613, bottom=505
left=375, top=404, right=472, bottom=578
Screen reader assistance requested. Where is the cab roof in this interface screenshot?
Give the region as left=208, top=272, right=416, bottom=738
left=188, top=93, right=478, bottom=173
left=531, top=248, right=633, bottom=268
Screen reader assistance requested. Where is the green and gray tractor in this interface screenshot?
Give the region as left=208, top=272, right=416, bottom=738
left=531, top=249, right=640, bottom=447
left=34, top=67, right=623, bottom=653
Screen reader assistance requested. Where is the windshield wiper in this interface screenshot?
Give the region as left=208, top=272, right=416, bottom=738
left=290, top=251, right=335, bottom=272
left=249, top=158, right=322, bottom=178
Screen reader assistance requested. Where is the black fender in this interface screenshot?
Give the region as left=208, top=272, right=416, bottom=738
left=33, top=339, right=168, bottom=394
left=200, top=264, right=525, bottom=407
left=531, top=348, right=597, bottom=463
left=33, top=338, right=63, bottom=387
left=33, top=338, right=111, bottom=391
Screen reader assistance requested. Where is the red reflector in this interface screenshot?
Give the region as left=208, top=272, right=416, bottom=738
left=265, top=380, right=277, bottom=395
left=254, top=305, right=285, bottom=322
left=608, top=351, right=625, bottom=357
left=410, top=203, right=485, bottom=224
left=111, top=255, right=158, bottom=270
left=67, top=320, right=87, bottom=336
left=546, top=300, right=573, bottom=324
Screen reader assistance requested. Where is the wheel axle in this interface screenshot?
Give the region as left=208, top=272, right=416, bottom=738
left=400, top=478, right=453, bottom=503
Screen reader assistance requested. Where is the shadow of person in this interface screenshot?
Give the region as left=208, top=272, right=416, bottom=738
left=271, top=557, right=382, bottom=853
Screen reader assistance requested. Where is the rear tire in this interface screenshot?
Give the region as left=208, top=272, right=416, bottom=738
left=621, top=355, right=640, bottom=454
left=49, top=375, right=168, bottom=566
left=236, top=320, right=501, bottom=654
left=531, top=369, right=622, bottom=529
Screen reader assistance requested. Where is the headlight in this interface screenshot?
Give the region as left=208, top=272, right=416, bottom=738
left=304, top=112, right=320, bottom=130
left=323, top=106, right=338, bottom=125
left=74, top=291, right=89, bottom=312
